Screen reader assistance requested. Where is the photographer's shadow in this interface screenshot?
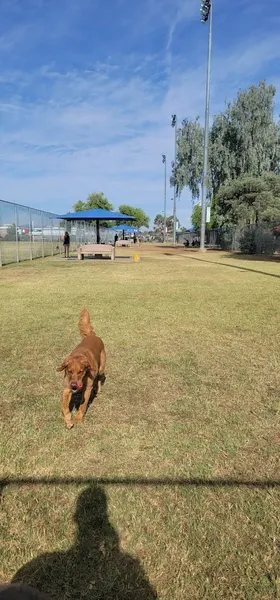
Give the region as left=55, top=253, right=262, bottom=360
left=12, top=486, right=157, bottom=599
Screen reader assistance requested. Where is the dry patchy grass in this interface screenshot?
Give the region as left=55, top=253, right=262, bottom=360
left=0, top=248, right=280, bottom=599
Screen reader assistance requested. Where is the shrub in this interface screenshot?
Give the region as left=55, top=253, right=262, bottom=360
left=239, top=228, right=257, bottom=254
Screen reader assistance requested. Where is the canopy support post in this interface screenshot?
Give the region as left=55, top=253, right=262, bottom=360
left=96, top=220, right=100, bottom=244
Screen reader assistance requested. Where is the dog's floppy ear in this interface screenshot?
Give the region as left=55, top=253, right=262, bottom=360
left=56, top=358, right=70, bottom=372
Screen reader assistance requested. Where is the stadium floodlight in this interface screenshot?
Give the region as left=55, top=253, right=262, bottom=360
left=200, top=0, right=211, bottom=23
left=171, top=115, right=177, bottom=245
left=200, top=0, right=213, bottom=251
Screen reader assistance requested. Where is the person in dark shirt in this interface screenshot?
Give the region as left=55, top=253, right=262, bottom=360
left=63, top=231, right=70, bottom=258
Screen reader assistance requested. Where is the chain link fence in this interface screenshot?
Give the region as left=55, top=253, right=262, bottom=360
left=177, top=223, right=280, bottom=255
left=0, top=199, right=115, bottom=266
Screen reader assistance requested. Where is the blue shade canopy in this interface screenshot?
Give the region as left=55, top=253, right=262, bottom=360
left=57, top=209, right=136, bottom=221
left=110, top=225, right=138, bottom=233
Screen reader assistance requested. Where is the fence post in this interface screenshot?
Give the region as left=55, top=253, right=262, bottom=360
left=59, top=223, right=63, bottom=255
left=0, top=201, right=2, bottom=266
left=51, top=217, right=54, bottom=256
left=29, top=208, right=33, bottom=260
left=15, top=205, right=19, bottom=262
left=41, top=212, right=44, bottom=258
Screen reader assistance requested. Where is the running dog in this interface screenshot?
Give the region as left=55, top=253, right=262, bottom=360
left=57, top=310, right=106, bottom=429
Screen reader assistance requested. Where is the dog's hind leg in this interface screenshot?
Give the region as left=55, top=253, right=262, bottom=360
left=98, top=349, right=106, bottom=393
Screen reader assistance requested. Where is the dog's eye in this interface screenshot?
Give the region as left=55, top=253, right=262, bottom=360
left=78, top=370, right=83, bottom=374
left=68, top=370, right=73, bottom=374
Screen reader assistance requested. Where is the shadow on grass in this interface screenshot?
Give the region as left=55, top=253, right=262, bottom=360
left=53, top=256, right=133, bottom=263
left=1, top=477, right=280, bottom=598
left=186, top=254, right=280, bottom=279
left=0, top=476, right=280, bottom=600
left=10, top=485, right=158, bottom=600
left=227, top=252, right=280, bottom=263
left=2, top=476, right=280, bottom=489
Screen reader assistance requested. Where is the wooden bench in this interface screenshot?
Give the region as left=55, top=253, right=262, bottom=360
left=115, top=239, right=131, bottom=247
left=78, top=244, right=115, bottom=261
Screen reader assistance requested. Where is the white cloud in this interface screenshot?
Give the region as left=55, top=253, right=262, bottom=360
left=0, top=60, right=204, bottom=223
left=166, top=0, right=198, bottom=53
left=1, top=1, right=280, bottom=228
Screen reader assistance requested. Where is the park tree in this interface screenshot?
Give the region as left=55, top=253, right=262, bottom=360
left=167, top=215, right=180, bottom=233
left=171, top=117, right=204, bottom=200
left=73, top=192, right=113, bottom=212
left=154, top=214, right=164, bottom=240
left=191, top=198, right=218, bottom=230
left=191, top=204, right=201, bottom=230
left=5, top=223, right=17, bottom=241
left=154, top=214, right=179, bottom=240
left=73, top=200, right=85, bottom=212
left=173, top=82, right=280, bottom=226
left=215, top=173, right=280, bottom=226
left=209, top=81, right=280, bottom=195
left=118, top=205, right=149, bottom=228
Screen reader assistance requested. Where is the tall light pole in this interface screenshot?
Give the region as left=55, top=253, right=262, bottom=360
left=171, top=114, right=177, bottom=245
left=172, top=196, right=176, bottom=241
left=200, top=0, right=212, bottom=251
left=162, top=154, right=167, bottom=243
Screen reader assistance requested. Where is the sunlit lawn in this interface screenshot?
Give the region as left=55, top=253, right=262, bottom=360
left=0, top=247, right=279, bottom=599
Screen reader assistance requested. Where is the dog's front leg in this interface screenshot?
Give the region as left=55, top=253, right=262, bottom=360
left=62, top=388, right=74, bottom=429
left=75, top=384, right=92, bottom=423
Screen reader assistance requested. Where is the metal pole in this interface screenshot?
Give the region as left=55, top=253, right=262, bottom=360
left=162, top=155, right=167, bottom=243
left=50, top=217, right=54, bottom=256
left=200, top=0, right=213, bottom=251
left=164, top=160, right=167, bottom=243
left=0, top=202, right=2, bottom=267
left=41, top=212, right=44, bottom=258
left=173, top=121, right=177, bottom=245
left=29, top=208, right=32, bottom=260
left=171, top=115, right=177, bottom=245
left=96, top=220, right=100, bottom=244
left=172, top=196, right=176, bottom=243
left=15, top=205, right=19, bottom=262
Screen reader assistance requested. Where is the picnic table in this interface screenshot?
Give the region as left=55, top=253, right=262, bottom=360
left=115, top=239, right=131, bottom=248
left=78, top=244, right=115, bottom=260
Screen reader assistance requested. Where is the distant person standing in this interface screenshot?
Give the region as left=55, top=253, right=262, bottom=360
left=114, top=233, right=118, bottom=246
left=133, top=232, right=137, bottom=244
left=63, top=231, right=70, bottom=258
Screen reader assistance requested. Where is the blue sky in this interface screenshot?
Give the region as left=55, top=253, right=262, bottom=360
left=1, top=0, right=280, bottom=227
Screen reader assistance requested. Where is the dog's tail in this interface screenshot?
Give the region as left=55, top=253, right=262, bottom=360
left=79, top=309, right=95, bottom=337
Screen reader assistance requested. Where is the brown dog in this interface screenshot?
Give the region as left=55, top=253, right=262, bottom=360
left=57, top=309, right=106, bottom=429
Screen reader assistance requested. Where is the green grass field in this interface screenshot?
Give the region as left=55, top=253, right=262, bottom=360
left=0, top=241, right=62, bottom=264
left=0, top=247, right=279, bottom=599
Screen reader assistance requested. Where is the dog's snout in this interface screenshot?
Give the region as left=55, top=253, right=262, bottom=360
left=71, top=382, right=78, bottom=390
